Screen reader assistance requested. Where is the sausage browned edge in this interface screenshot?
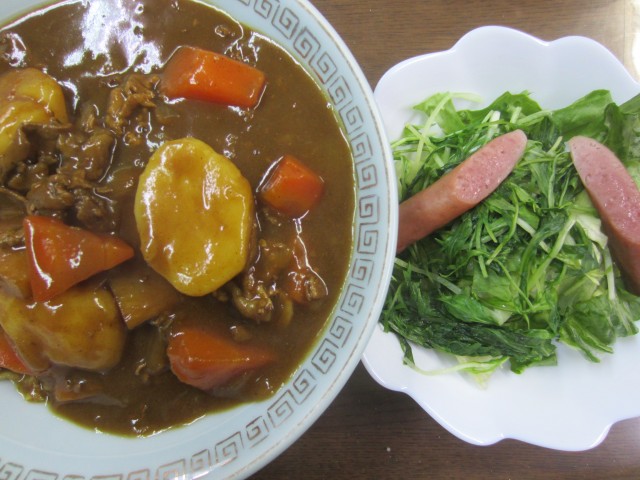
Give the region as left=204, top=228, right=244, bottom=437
left=568, top=135, right=640, bottom=295
left=397, top=129, right=527, bottom=253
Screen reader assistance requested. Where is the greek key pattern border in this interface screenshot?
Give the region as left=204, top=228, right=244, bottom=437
left=3, top=0, right=385, bottom=478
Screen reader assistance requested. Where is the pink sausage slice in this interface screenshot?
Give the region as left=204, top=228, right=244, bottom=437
left=397, top=129, right=527, bottom=252
left=568, top=135, right=640, bottom=294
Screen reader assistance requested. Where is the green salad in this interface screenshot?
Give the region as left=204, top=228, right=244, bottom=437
left=383, top=89, right=640, bottom=378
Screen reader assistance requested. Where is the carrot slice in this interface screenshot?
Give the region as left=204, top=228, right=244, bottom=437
left=23, top=215, right=134, bottom=302
left=167, top=326, right=275, bottom=392
left=258, top=155, right=325, bottom=218
left=161, top=46, right=266, bottom=108
left=0, top=328, right=32, bottom=375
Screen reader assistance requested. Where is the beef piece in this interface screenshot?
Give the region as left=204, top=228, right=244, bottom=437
left=57, top=128, right=114, bottom=181
left=0, top=120, right=69, bottom=186
left=26, top=173, right=76, bottom=211
left=73, top=189, right=116, bottom=232
left=222, top=241, right=292, bottom=323
left=227, top=280, right=274, bottom=323
left=25, top=172, right=116, bottom=232
left=106, top=73, right=159, bottom=135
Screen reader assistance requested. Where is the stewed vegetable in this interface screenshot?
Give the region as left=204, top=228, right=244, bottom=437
left=384, top=90, right=640, bottom=379
left=0, top=0, right=354, bottom=436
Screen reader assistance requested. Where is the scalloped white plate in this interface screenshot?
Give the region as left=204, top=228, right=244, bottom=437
left=363, top=26, right=640, bottom=451
left=0, top=1, right=397, bottom=479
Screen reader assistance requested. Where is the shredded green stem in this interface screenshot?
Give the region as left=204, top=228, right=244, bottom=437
left=383, top=89, right=640, bottom=378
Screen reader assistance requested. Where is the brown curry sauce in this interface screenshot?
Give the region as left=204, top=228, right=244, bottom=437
left=0, top=0, right=354, bottom=436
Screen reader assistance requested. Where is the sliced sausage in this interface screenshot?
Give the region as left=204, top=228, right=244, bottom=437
left=568, top=135, right=640, bottom=294
left=397, top=129, right=527, bottom=252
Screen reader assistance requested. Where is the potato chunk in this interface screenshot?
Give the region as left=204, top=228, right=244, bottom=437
left=0, top=68, right=69, bottom=178
left=0, top=283, right=126, bottom=372
left=135, top=138, right=254, bottom=296
left=0, top=68, right=69, bottom=123
left=109, top=262, right=182, bottom=329
left=0, top=247, right=31, bottom=299
left=0, top=99, right=50, bottom=167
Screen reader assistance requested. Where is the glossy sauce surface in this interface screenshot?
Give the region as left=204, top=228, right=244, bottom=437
left=255, top=1, right=640, bottom=479
left=0, top=0, right=354, bottom=436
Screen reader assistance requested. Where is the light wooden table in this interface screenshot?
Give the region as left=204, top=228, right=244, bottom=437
left=252, top=1, right=640, bottom=478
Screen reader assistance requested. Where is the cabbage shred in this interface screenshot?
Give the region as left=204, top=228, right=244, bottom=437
left=383, top=90, right=640, bottom=377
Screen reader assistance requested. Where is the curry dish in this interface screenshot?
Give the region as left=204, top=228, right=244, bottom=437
left=0, top=0, right=354, bottom=436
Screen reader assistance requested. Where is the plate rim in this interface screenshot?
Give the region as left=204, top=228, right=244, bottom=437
left=363, top=24, right=640, bottom=452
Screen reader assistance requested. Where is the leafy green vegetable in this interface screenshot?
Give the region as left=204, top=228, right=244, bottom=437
left=551, top=90, right=614, bottom=140
left=384, top=90, right=640, bottom=378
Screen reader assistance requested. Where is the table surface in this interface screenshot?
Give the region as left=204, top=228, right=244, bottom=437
left=252, top=1, right=640, bottom=479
